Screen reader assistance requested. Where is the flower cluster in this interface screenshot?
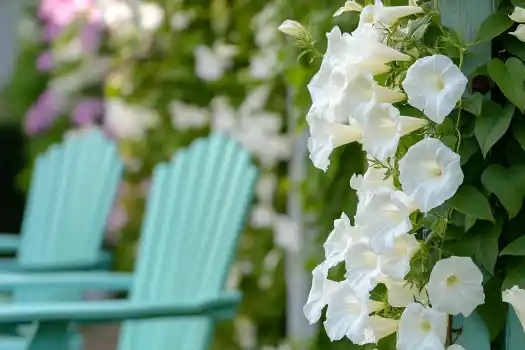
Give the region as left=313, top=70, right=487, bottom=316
left=280, top=1, right=499, bottom=349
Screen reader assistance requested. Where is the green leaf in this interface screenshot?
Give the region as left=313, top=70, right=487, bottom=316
left=463, top=92, right=483, bottom=117
left=478, top=276, right=507, bottom=340
left=488, top=58, right=525, bottom=112
left=474, top=100, right=515, bottom=157
left=503, top=260, right=525, bottom=290
left=465, top=215, right=477, bottom=232
left=445, top=221, right=502, bottom=274
left=447, top=186, right=494, bottom=222
left=476, top=8, right=514, bottom=43
left=459, top=137, right=480, bottom=165
left=504, top=36, right=525, bottom=62
left=481, top=165, right=525, bottom=219
left=511, top=0, right=525, bottom=7
left=501, top=236, right=525, bottom=256
left=512, top=119, right=525, bottom=150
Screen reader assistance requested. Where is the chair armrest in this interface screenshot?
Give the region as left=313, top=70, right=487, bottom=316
left=0, top=291, right=241, bottom=324
left=0, top=234, right=19, bottom=253
left=0, top=272, right=133, bottom=292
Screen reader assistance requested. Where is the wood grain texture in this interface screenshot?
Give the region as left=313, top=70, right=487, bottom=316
left=439, top=0, right=497, bottom=349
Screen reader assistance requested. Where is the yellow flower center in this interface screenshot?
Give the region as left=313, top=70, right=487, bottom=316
left=420, top=320, right=432, bottom=332
left=447, top=274, right=458, bottom=286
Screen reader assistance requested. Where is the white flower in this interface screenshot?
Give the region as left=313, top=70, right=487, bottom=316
left=139, top=2, right=164, bottom=31
left=358, top=102, right=427, bottom=162
left=409, top=0, right=421, bottom=6
left=100, top=1, right=134, bottom=33
left=211, top=96, right=237, bottom=133
left=399, top=137, right=464, bottom=212
left=397, top=303, right=448, bottom=350
left=427, top=256, right=485, bottom=316
left=323, top=281, right=385, bottom=343
left=334, top=1, right=363, bottom=17
left=278, top=19, right=307, bottom=38
left=104, top=99, right=159, bottom=140
left=345, top=241, right=382, bottom=293
left=303, top=262, right=340, bottom=324
left=194, top=42, right=238, bottom=82
left=403, top=55, right=468, bottom=124
left=323, top=213, right=359, bottom=265
left=250, top=49, right=280, bottom=80
left=510, top=7, right=525, bottom=23
left=170, top=9, right=196, bottom=31
left=502, top=286, right=525, bottom=332
left=306, top=108, right=362, bottom=171
left=447, top=346, right=466, bottom=350
left=350, top=165, right=394, bottom=200
left=356, top=0, right=422, bottom=41
left=510, top=24, right=525, bottom=42
left=168, top=101, right=209, bottom=130
left=362, top=316, right=399, bottom=345
left=382, top=277, right=428, bottom=307
left=355, top=187, right=412, bottom=254
left=379, top=234, right=420, bottom=280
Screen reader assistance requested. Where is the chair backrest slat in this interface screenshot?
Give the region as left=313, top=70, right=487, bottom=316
left=120, top=133, right=258, bottom=350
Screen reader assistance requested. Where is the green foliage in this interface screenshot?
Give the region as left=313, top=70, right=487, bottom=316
left=481, top=164, right=525, bottom=219
left=477, top=276, right=507, bottom=341
left=488, top=58, right=525, bottom=112
left=447, top=186, right=494, bottom=222
left=476, top=8, right=514, bottom=43
left=474, top=101, right=514, bottom=157
left=501, top=236, right=525, bottom=256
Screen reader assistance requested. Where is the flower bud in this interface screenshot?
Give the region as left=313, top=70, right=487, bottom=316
left=278, top=19, right=306, bottom=39
left=510, top=6, right=525, bottom=23
left=333, top=1, right=363, bottom=17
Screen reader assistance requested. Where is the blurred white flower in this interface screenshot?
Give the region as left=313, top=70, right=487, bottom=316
left=252, top=2, right=279, bottom=47
left=170, top=9, right=196, bottom=31
left=399, top=137, right=464, bottom=213
left=168, top=101, right=209, bottom=130
left=510, top=24, right=525, bottom=42
left=355, top=187, right=412, bottom=254
left=250, top=204, right=275, bottom=229
left=255, top=173, right=277, bottom=205
left=382, top=277, right=428, bottom=307
left=273, top=214, right=300, bottom=252
left=334, top=1, right=363, bottom=17
left=139, top=2, right=164, bottom=31
left=503, top=286, right=525, bottom=332
left=49, top=57, right=109, bottom=98
left=510, top=6, right=525, bottom=23
left=194, top=42, right=238, bottom=82
left=234, top=316, right=257, bottom=350
left=323, top=281, right=384, bottom=343
left=397, top=303, right=447, bottom=350
left=403, top=55, right=468, bottom=124
left=304, top=262, right=340, bottom=324
left=104, top=98, right=159, bottom=140
left=428, top=256, right=485, bottom=316
left=250, top=49, right=280, bottom=80
left=210, top=96, right=237, bottom=133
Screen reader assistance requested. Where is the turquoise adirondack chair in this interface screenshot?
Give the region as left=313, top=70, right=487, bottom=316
left=0, top=132, right=258, bottom=350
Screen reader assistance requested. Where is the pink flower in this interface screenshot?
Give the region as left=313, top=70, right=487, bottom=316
left=80, top=23, right=103, bottom=52
left=24, top=90, right=63, bottom=135
left=37, top=51, right=54, bottom=72
left=42, top=22, right=63, bottom=42
left=39, top=0, right=94, bottom=26
left=72, top=99, right=104, bottom=126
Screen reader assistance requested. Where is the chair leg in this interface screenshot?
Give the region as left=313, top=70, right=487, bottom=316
left=27, top=321, right=71, bottom=350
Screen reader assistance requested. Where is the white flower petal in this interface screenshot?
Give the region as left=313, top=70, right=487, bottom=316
left=345, top=241, right=382, bottom=294
left=379, top=234, right=420, bottom=280
left=403, top=55, right=467, bottom=124
left=278, top=19, right=307, bottom=38
left=303, top=262, right=340, bottom=324
left=510, top=24, right=525, bottom=42
left=382, top=277, right=428, bottom=307
left=360, top=316, right=399, bottom=345
left=355, top=187, right=412, bottom=254
left=399, top=137, right=464, bottom=212
left=447, top=345, right=466, bottom=350
left=397, top=303, right=448, bottom=350
left=324, top=212, right=355, bottom=265
left=334, top=1, right=363, bottom=17
left=503, top=286, right=525, bottom=332
left=510, top=6, right=525, bottom=23
left=350, top=165, right=394, bottom=200
left=428, top=256, right=485, bottom=316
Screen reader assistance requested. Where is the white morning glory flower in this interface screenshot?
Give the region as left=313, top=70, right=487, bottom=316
left=399, top=137, right=464, bottom=213
left=333, top=1, right=363, bottom=17
left=402, top=55, right=468, bottom=124
left=350, top=165, right=394, bottom=200
left=359, top=316, right=399, bottom=345
left=381, top=277, right=428, bottom=307
left=358, top=102, right=428, bottom=162
left=345, top=241, right=383, bottom=294
left=379, top=234, right=420, bottom=280
left=323, top=281, right=385, bottom=343
left=427, top=256, right=485, bottom=316
left=510, top=7, right=525, bottom=23
left=355, top=187, right=412, bottom=254
left=397, top=303, right=448, bottom=350
left=510, top=24, right=525, bottom=42
left=324, top=212, right=363, bottom=265
left=356, top=0, right=423, bottom=41
left=307, top=108, right=362, bottom=171
left=303, top=261, right=340, bottom=324
left=503, top=286, right=525, bottom=332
